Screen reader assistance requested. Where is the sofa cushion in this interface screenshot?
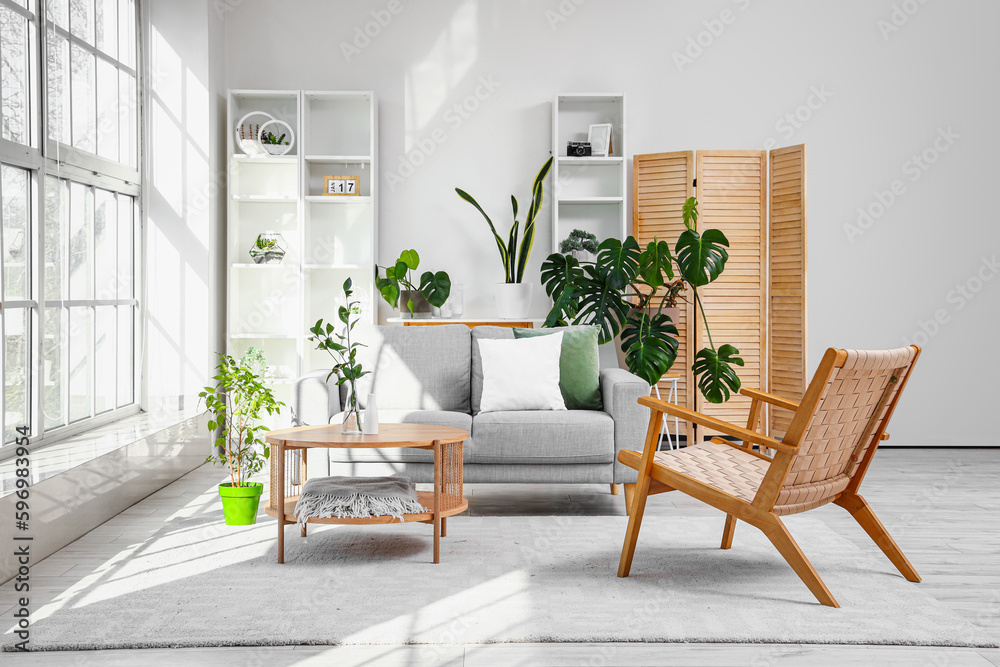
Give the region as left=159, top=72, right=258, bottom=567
left=327, top=410, right=473, bottom=463
left=352, top=324, right=472, bottom=412
left=470, top=410, right=615, bottom=464
left=471, top=326, right=515, bottom=414
left=513, top=325, right=603, bottom=410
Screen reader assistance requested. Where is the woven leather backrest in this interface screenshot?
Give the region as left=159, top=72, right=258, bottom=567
left=784, top=347, right=917, bottom=486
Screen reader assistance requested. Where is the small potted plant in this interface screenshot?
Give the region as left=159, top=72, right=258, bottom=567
left=456, top=156, right=553, bottom=319
left=559, top=229, right=599, bottom=263
left=308, top=278, right=370, bottom=433
left=375, top=249, right=451, bottom=318
left=200, top=349, right=284, bottom=525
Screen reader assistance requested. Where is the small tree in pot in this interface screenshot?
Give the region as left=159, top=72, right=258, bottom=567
left=200, top=349, right=284, bottom=525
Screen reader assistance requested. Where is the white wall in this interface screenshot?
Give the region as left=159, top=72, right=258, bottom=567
left=219, top=0, right=999, bottom=445
left=144, top=0, right=221, bottom=411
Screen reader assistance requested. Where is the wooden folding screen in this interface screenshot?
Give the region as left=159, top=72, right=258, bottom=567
left=767, top=145, right=808, bottom=439
left=695, top=151, right=768, bottom=438
left=632, top=145, right=807, bottom=443
left=632, top=152, right=696, bottom=444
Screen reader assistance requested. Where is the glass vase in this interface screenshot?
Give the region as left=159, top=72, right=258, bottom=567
left=341, top=385, right=363, bottom=435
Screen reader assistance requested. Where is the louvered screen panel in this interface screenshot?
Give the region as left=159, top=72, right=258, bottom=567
left=694, top=151, right=768, bottom=440
left=768, top=144, right=807, bottom=439
left=632, top=151, right=695, bottom=443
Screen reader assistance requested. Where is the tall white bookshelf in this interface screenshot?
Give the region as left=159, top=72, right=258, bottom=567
left=552, top=94, right=627, bottom=250
left=226, top=90, right=377, bottom=423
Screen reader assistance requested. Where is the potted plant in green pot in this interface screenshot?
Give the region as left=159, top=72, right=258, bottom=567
left=200, top=349, right=284, bottom=525
left=375, top=249, right=451, bottom=319
left=308, top=278, right=370, bottom=433
left=456, top=156, right=553, bottom=319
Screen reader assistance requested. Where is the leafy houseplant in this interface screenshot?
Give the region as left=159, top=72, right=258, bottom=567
left=259, top=131, right=289, bottom=146
left=375, top=249, right=451, bottom=318
left=200, top=350, right=284, bottom=525
left=456, top=156, right=554, bottom=318
left=308, top=278, right=371, bottom=434
left=541, top=197, right=745, bottom=403
left=559, top=229, right=599, bottom=256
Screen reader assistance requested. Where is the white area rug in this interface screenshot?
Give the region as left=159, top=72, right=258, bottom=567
left=3, top=507, right=994, bottom=651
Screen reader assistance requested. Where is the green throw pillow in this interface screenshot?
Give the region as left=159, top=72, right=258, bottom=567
left=513, top=326, right=603, bottom=410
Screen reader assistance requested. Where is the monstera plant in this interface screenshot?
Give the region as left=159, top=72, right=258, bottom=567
left=375, top=249, right=451, bottom=317
left=541, top=197, right=744, bottom=403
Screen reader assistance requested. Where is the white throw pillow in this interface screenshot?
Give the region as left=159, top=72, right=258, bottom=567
left=478, top=332, right=566, bottom=412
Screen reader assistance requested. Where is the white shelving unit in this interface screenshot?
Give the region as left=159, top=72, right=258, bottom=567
left=226, top=90, right=377, bottom=423
left=552, top=94, right=627, bottom=250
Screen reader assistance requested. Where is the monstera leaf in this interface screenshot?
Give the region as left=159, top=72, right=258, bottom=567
left=620, top=311, right=679, bottom=386
left=595, top=236, right=641, bottom=290
left=575, top=264, right=630, bottom=344
left=682, top=196, right=699, bottom=231
left=692, top=344, right=744, bottom=403
left=675, top=228, right=730, bottom=287
left=374, top=273, right=399, bottom=310
left=638, top=240, right=674, bottom=290
left=543, top=285, right=578, bottom=328
left=540, top=252, right=583, bottom=298
left=399, top=249, right=419, bottom=270
left=419, top=271, right=451, bottom=308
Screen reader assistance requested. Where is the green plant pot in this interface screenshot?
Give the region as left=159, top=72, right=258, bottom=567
left=218, top=482, right=263, bottom=525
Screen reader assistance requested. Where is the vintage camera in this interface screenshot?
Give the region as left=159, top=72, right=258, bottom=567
left=567, top=141, right=592, bottom=157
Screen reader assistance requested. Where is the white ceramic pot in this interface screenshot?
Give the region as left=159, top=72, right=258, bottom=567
left=495, top=282, right=533, bottom=319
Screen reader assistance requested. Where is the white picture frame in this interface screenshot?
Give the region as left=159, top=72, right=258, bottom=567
left=587, top=123, right=613, bottom=157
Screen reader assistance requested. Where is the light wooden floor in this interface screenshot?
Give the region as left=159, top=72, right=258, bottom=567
left=4, top=448, right=999, bottom=666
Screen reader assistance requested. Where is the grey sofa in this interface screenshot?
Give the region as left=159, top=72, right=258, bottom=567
left=292, top=325, right=650, bottom=486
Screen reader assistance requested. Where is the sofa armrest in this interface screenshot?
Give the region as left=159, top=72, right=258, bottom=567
left=291, top=370, right=341, bottom=478
left=600, top=368, right=651, bottom=484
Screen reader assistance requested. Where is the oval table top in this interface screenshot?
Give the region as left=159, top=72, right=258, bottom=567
left=264, top=422, right=469, bottom=449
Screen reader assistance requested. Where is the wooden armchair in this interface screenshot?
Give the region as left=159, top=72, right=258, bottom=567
left=617, top=346, right=921, bottom=607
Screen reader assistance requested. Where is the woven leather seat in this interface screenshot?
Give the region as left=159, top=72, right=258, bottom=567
left=617, top=346, right=923, bottom=607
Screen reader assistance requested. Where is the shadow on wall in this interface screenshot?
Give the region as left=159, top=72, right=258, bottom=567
left=144, top=7, right=215, bottom=411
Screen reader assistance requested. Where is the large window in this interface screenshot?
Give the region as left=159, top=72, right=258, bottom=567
left=1, top=0, right=139, bottom=446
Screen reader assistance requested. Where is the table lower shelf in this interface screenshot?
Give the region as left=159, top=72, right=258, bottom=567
left=263, top=490, right=469, bottom=525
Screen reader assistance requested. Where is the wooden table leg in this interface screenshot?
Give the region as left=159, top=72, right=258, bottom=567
left=277, top=441, right=285, bottom=564
left=433, top=440, right=442, bottom=564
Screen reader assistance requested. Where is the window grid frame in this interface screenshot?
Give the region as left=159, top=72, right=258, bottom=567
left=1, top=0, right=142, bottom=449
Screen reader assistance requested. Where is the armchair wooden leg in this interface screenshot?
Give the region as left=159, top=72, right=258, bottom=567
left=610, top=484, right=620, bottom=495
left=759, top=514, right=839, bottom=607
left=835, top=494, right=921, bottom=582
left=721, top=514, right=737, bottom=549
left=618, top=412, right=663, bottom=577
left=623, top=483, right=635, bottom=516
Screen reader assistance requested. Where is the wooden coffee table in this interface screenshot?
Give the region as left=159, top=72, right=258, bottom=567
left=264, top=423, right=468, bottom=564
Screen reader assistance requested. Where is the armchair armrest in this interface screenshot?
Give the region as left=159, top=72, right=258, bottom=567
left=638, top=396, right=796, bottom=455
left=292, top=370, right=341, bottom=426
left=740, top=387, right=799, bottom=412
left=601, top=368, right=651, bottom=484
